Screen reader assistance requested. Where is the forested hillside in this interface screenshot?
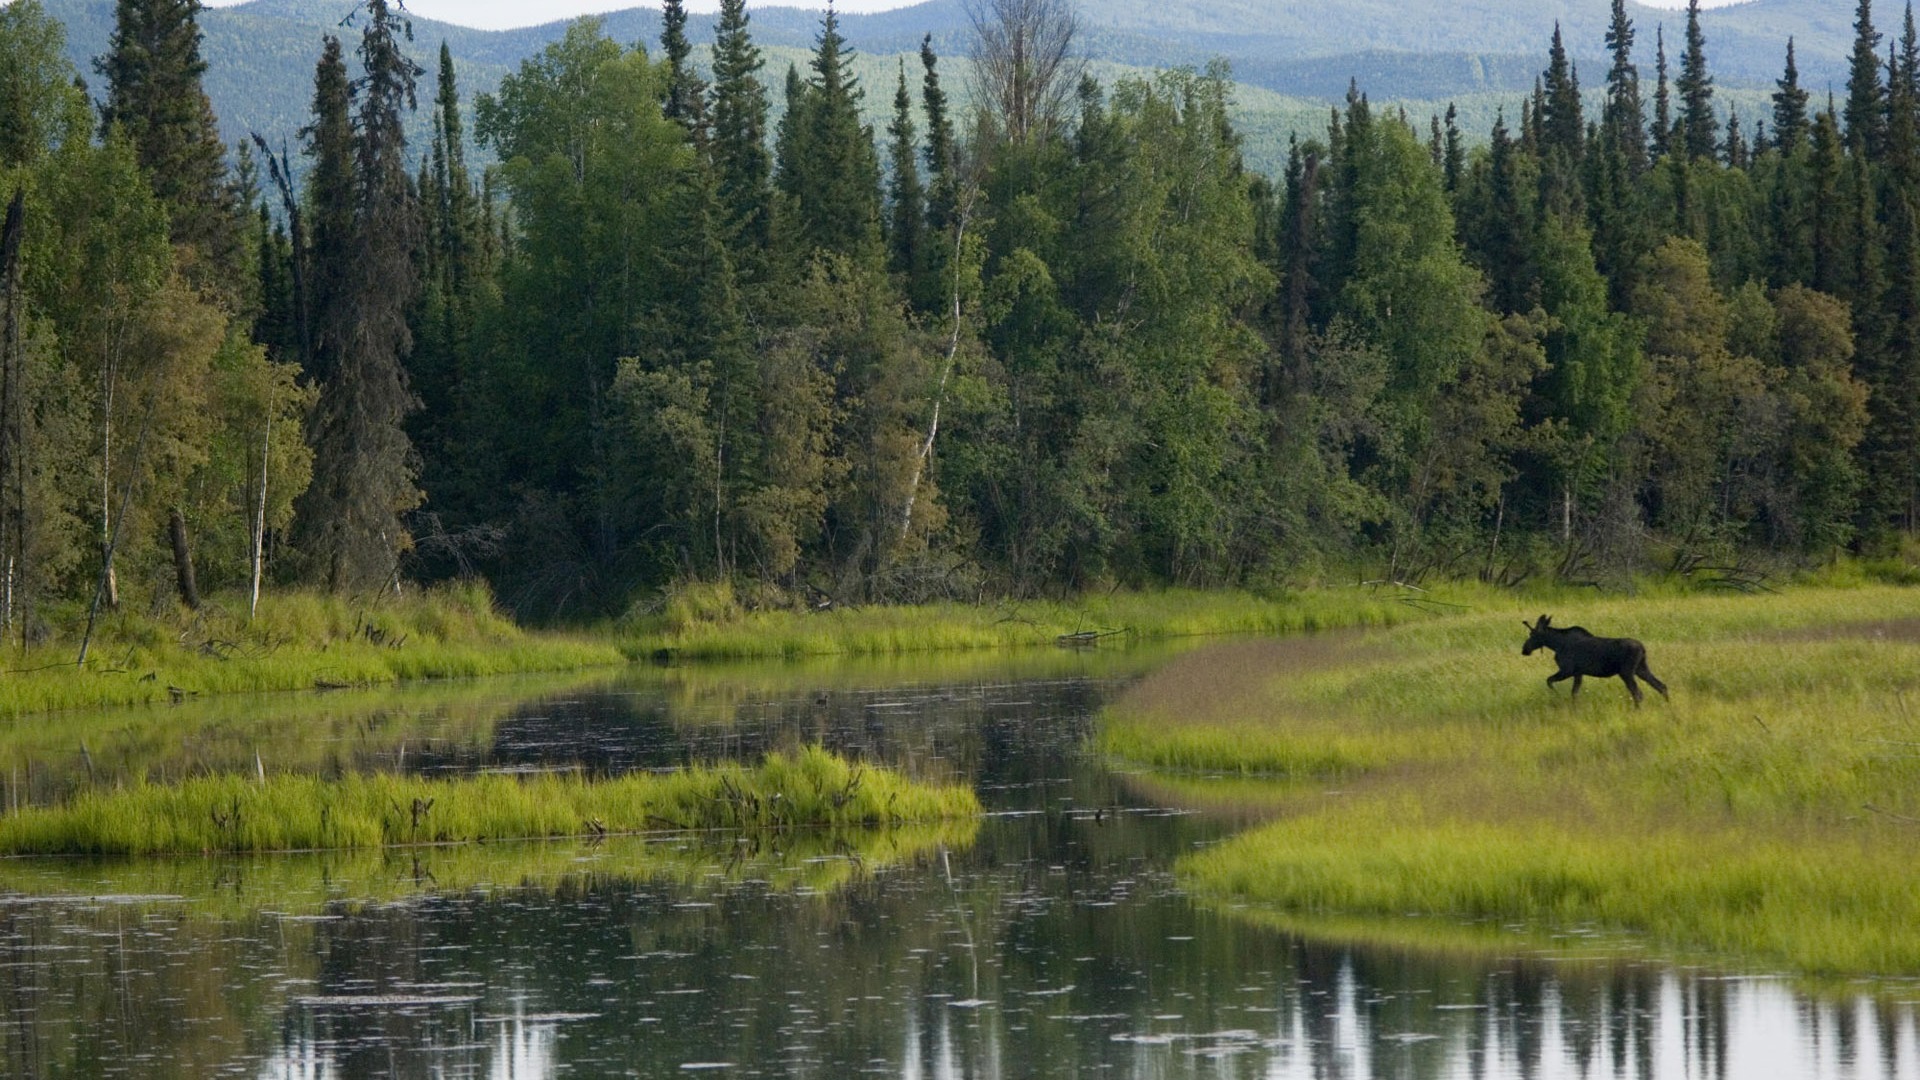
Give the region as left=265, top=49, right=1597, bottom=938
left=2, top=0, right=1918, bottom=629
left=40, top=0, right=1851, bottom=176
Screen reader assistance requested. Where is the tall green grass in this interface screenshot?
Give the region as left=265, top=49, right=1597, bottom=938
left=0, top=582, right=625, bottom=718
left=0, top=747, right=980, bottom=856
left=1099, top=584, right=1920, bottom=975
left=625, top=583, right=1491, bottom=660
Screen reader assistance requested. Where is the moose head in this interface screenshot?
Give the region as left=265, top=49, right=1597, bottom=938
left=1521, top=614, right=1553, bottom=656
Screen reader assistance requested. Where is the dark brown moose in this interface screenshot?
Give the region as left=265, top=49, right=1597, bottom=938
left=1521, top=614, right=1669, bottom=706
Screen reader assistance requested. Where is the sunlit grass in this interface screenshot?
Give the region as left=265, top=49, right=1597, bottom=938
left=1100, top=584, right=1920, bottom=975
left=623, top=584, right=1493, bottom=660
left=0, top=746, right=980, bottom=856
left=0, top=582, right=625, bottom=718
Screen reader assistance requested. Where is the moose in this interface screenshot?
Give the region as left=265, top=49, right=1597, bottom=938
left=1521, top=614, right=1669, bottom=706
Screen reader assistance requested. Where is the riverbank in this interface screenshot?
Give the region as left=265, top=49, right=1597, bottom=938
left=0, top=583, right=626, bottom=718
left=623, top=581, right=1490, bottom=660
left=1098, top=584, right=1920, bottom=975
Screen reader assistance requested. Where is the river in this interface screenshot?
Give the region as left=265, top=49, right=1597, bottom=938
left=0, top=650, right=1914, bottom=1078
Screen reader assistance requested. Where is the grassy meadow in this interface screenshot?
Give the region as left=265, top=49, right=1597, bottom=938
left=1098, top=584, right=1920, bottom=976
left=0, top=746, right=980, bottom=856
left=0, top=582, right=625, bottom=717
left=624, top=581, right=1479, bottom=660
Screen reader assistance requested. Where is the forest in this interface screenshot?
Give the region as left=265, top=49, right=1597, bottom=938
left=0, top=0, right=1917, bottom=625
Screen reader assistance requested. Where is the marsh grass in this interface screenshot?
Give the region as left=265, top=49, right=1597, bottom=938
left=0, top=747, right=980, bottom=856
left=0, top=583, right=624, bottom=718
left=1100, top=585, right=1920, bottom=975
left=624, top=585, right=1481, bottom=660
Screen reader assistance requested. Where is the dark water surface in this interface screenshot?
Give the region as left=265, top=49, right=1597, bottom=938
left=0, top=652, right=1916, bottom=1078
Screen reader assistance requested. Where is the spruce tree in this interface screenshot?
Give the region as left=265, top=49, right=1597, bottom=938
left=1443, top=103, right=1465, bottom=192
left=1889, top=9, right=1920, bottom=187
left=708, top=0, right=772, bottom=266
left=1542, top=26, right=1583, bottom=163
left=774, top=6, right=883, bottom=263
left=1676, top=0, right=1717, bottom=160
left=1602, top=0, right=1647, bottom=172
left=661, top=0, right=709, bottom=146
left=1653, top=26, right=1672, bottom=158
left=96, top=0, right=244, bottom=293
left=886, top=60, right=925, bottom=288
left=1773, top=39, right=1811, bottom=153
left=1849, top=0, right=1887, bottom=155
left=299, top=0, right=423, bottom=591
left=302, top=36, right=353, bottom=385
left=921, top=34, right=958, bottom=233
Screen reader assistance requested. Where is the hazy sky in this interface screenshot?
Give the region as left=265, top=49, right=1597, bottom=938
left=200, top=0, right=1748, bottom=33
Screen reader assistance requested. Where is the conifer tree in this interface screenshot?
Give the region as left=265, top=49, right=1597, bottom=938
left=299, top=0, right=423, bottom=591
left=708, top=0, right=772, bottom=267
left=774, top=6, right=883, bottom=263
left=886, top=61, right=926, bottom=288
left=1653, top=26, right=1672, bottom=158
left=661, top=0, right=709, bottom=146
left=1889, top=8, right=1920, bottom=187
left=1602, top=0, right=1647, bottom=172
left=1676, top=0, right=1718, bottom=160
left=96, top=0, right=244, bottom=293
left=921, top=35, right=958, bottom=233
left=1850, top=0, right=1887, bottom=155
left=302, top=36, right=353, bottom=385
left=1442, top=103, right=1465, bottom=192
left=1773, top=39, right=1811, bottom=153
left=1542, top=26, right=1583, bottom=164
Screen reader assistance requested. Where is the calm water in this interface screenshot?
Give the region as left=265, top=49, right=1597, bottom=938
left=0, top=653, right=1916, bottom=1079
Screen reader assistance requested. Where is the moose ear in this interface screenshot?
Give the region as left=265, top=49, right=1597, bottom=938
left=1538, top=614, right=1551, bottom=626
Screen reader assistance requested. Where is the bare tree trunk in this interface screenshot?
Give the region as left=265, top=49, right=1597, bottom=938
left=78, top=407, right=151, bottom=667
left=250, top=414, right=270, bottom=621
left=168, top=508, right=200, bottom=610
left=902, top=192, right=976, bottom=539
left=0, top=190, right=23, bottom=641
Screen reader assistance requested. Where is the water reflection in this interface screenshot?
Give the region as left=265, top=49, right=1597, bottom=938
left=0, top=657, right=1916, bottom=1077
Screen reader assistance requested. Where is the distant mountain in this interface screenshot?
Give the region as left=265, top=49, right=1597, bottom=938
left=38, top=0, right=1848, bottom=177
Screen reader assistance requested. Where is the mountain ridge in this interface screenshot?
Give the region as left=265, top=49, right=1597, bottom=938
left=37, top=0, right=1846, bottom=177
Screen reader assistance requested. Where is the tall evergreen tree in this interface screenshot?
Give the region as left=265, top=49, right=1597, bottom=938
left=660, top=0, right=709, bottom=145
left=774, top=6, right=883, bottom=262
left=920, top=34, right=959, bottom=233
left=708, top=0, right=772, bottom=267
left=886, top=60, right=925, bottom=286
left=299, top=0, right=423, bottom=591
left=1602, top=0, right=1647, bottom=172
left=1442, top=102, right=1465, bottom=191
left=95, top=0, right=244, bottom=293
left=1849, top=0, right=1887, bottom=155
left=1653, top=25, right=1672, bottom=158
left=1676, top=0, right=1718, bottom=160
left=1773, top=39, right=1811, bottom=153
left=301, top=36, right=353, bottom=385
left=1542, top=25, right=1584, bottom=164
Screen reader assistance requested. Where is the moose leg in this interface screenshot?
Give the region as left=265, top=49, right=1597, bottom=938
left=1547, top=671, right=1574, bottom=694
left=1570, top=674, right=1584, bottom=698
left=1638, top=662, right=1670, bottom=700
left=1621, top=671, right=1644, bottom=707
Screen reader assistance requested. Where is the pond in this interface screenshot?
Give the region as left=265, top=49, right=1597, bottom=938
left=0, top=648, right=1916, bottom=1078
